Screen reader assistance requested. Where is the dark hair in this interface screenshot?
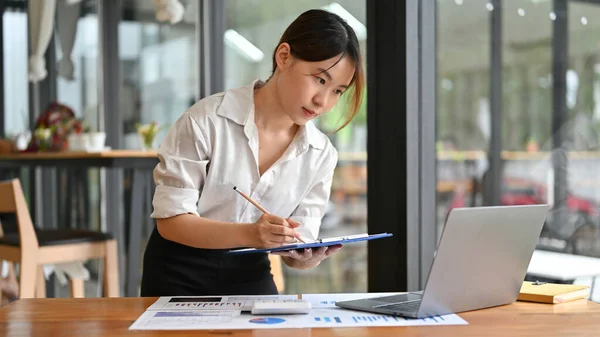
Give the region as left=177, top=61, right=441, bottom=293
left=272, top=9, right=365, bottom=132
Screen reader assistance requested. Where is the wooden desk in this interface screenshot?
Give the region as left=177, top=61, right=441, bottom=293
left=0, top=150, right=160, bottom=297
left=0, top=297, right=598, bottom=336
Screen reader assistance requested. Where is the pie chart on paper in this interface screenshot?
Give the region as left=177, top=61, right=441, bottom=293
left=248, top=317, right=286, bottom=324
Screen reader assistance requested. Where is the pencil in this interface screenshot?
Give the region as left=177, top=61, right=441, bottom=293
left=233, top=186, right=306, bottom=243
left=233, top=186, right=270, bottom=214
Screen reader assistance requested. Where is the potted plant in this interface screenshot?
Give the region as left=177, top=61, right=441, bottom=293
left=526, top=137, right=539, bottom=152
left=25, top=102, right=76, bottom=152
left=136, top=122, right=165, bottom=150
left=33, top=125, right=54, bottom=151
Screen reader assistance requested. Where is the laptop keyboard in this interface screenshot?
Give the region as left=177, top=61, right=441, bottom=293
left=372, top=294, right=422, bottom=312
left=375, top=300, right=421, bottom=312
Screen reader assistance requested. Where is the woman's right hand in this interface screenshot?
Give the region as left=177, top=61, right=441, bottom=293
left=250, top=214, right=301, bottom=248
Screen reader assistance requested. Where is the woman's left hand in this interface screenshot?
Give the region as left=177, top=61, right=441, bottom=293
left=273, top=244, right=343, bottom=270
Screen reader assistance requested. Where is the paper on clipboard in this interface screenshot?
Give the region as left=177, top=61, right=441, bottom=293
left=226, top=233, right=393, bottom=254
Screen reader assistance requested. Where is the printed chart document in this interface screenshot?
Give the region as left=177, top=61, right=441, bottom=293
left=130, top=293, right=468, bottom=330
left=131, top=310, right=242, bottom=330
left=146, top=295, right=298, bottom=311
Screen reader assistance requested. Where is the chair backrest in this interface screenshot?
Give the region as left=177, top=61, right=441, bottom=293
left=0, top=181, right=17, bottom=214
left=0, top=179, right=39, bottom=249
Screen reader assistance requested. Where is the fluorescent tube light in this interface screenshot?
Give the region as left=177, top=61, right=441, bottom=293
left=224, top=29, right=264, bottom=62
left=322, top=2, right=367, bottom=40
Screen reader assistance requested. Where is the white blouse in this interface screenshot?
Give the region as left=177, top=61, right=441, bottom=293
left=151, top=80, right=338, bottom=241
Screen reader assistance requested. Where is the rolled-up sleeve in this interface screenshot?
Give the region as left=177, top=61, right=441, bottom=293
left=289, top=148, right=338, bottom=241
left=151, top=111, right=211, bottom=218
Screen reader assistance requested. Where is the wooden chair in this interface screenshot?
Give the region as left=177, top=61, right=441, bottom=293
left=0, top=179, right=119, bottom=298
left=269, top=255, right=285, bottom=293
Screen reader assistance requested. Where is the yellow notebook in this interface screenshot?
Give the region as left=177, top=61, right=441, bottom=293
left=518, top=281, right=590, bottom=304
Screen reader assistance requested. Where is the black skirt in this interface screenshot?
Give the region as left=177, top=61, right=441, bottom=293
left=140, top=227, right=278, bottom=297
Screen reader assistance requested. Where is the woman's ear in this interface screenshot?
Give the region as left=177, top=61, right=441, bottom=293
left=274, top=43, right=292, bottom=71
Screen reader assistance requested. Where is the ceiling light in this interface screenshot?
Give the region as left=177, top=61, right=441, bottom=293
left=441, top=79, right=454, bottom=91
left=486, top=3, right=494, bottom=11
left=581, top=17, right=588, bottom=25
left=224, top=29, right=264, bottom=62
left=549, top=12, right=556, bottom=20
left=455, top=0, right=463, bottom=5
left=322, top=2, right=367, bottom=40
left=518, top=8, right=526, bottom=16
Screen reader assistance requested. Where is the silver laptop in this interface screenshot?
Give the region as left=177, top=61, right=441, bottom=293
left=336, top=205, right=549, bottom=318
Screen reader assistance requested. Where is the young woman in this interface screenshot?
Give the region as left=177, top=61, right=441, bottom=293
left=141, top=9, right=365, bottom=296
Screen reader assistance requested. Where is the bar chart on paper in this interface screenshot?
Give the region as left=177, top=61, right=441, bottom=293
left=295, top=294, right=467, bottom=327
left=309, top=313, right=455, bottom=327
left=314, top=316, right=343, bottom=323
left=350, top=314, right=447, bottom=323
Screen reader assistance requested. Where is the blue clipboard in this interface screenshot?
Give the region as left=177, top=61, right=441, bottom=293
left=226, top=233, right=393, bottom=254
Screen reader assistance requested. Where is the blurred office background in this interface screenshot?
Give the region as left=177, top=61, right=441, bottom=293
left=1, top=0, right=599, bottom=302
